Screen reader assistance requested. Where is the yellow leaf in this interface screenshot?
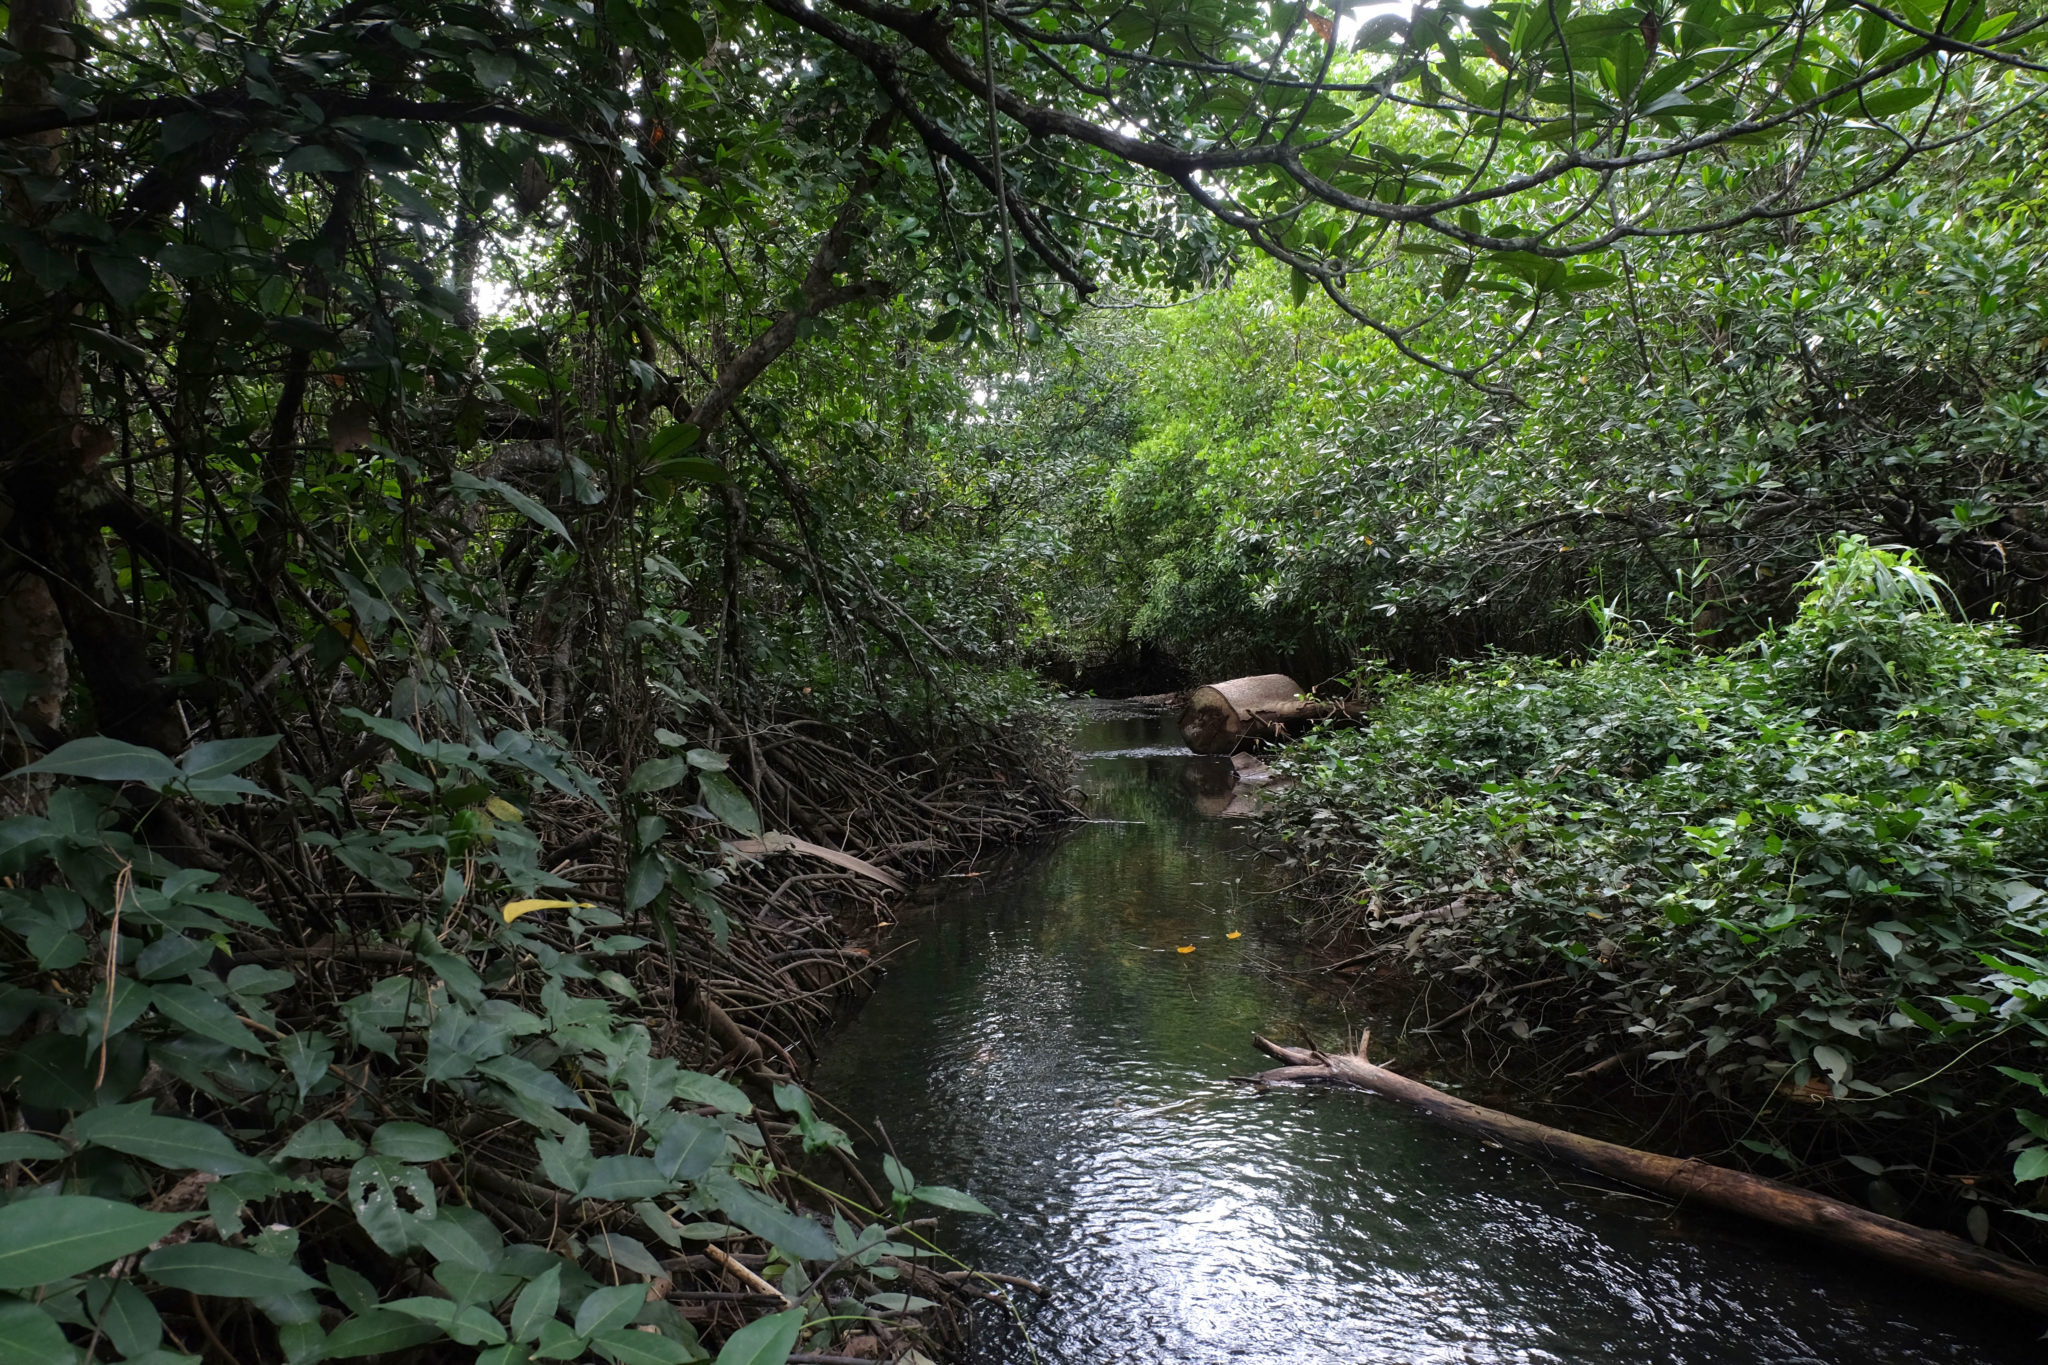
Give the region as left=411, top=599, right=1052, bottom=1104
left=1176, top=945, right=1196, bottom=954
left=484, top=796, right=523, bottom=821
left=502, top=898, right=586, bottom=923
left=1225, top=930, right=1242, bottom=940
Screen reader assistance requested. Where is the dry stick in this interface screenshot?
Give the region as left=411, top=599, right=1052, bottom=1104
left=1246, top=1036, right=2048, bottom=1316
left=1430, top=974, right=1572, bottom=1030
left=706, top=1243, right=791, bottom=1304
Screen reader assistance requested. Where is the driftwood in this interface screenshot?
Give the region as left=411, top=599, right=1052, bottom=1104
left=1247, top=1035, right=2048, bottom=1316
left=1180, top=673, right=1341, bottom=754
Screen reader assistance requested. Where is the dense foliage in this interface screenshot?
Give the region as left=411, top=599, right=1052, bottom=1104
left=1269, top=540, right=2048, bottom=1239
left=5, top=0, right=2046, bottom=1353
left=979, top=101, right=2048, bottom=682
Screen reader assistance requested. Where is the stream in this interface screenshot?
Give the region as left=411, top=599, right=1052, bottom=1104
left=813, top=702, right=2039, bottom=1364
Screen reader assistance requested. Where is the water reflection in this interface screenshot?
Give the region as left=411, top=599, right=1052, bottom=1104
left=814, top=703, right=2037, bottom=1364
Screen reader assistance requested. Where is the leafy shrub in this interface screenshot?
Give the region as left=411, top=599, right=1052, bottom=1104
left=1271, top=541, right=2048, bottom=1208
left=0, top=722, right=989, bottom=1363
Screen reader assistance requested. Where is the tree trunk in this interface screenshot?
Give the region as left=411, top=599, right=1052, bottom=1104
left=1, top=0, right=183, bottom=753
left=1180, top=673, right=1336, bottom=754
left=1247, top=1036, right=2048, bottom=1316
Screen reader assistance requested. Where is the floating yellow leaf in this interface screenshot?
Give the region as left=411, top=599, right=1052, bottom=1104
left=484, top=795, right=523, bottom=821
left=502, top=898, right=588, bottom=923
left=1226, top=930, right=1242, bottom=940
left=1176, top=945, right=1196, bottom=954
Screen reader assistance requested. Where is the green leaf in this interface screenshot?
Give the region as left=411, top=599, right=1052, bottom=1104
left=595, top=1328, right=697, bottom=1364
left=654, top=1113, right=723, bottom=1181
left=656, top=456, right=731, bottom=485
left=281, top=1120, right=364, bottom=1162
left=0, top=1133, right=66, bottom=1162
left=671, top=1071, right=751, bottom=1114
left=471, top=50, right=518, bottom=89
left=647, top=423, right=702, bottom=460
left=0, top=1297, right=71, bottom=1360
left=579, top=1155, right=674, bottom=1201
left=478, top=1053, right=590, bottom=1111
left=87, top=1276, right=163, bottom=1357
left=713, top=1306, right=804, bottom=1365
left=2016, top=1147, right=2048, bottom=1184
left=697, top=772, right=760, bottom=837
left=0, top=1196, right=190, bottom=1289
left=325, top=1311, right=444, bottom=1358
left=708, top=1177, right=835, bottom=1262
left=371, top=1122, right=456, bottom=1163
left=510, top=1263, right=562, bottom=1342
left=90, top=249, right=152, bottom=310
left=912, top=1183, right=994, bottom=1215
left=456, top=473, right=575, bottom=545
left=74, top=1102, right=266, bottom=1175
left=281, top=143, right=353, bottom=174
left=626, top=756, right=691, bottom=794
left=385, top=1295, right=510, bottom=1346
left=180, top=736, right=283, bottom=780
left=8, top=736, right=180, bottom=787
left=151, top=982, right=272, bottom=1056
left=411, top=1214, right=497, bottom=1272
left=141, top=1243, right=322, bottom=1297
left=624, top=853, right=669, bottom=911
left=587, top=1231, right=665, bottom=1277
left=572, top=1283, right=645, bottom=1339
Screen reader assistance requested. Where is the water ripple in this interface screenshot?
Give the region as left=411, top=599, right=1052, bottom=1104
left=816, top=710, right=2036, bottom=1364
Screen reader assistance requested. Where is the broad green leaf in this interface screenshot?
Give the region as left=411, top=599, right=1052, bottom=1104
left=151, top=982, right=272, bottom=1055
left=572, top=1282, right=645, bottom=1339
left=2015, top=1147, right=2048, bottom=1184
left=654, top=1112, right=724, bottom=1180
left=587, top=1231, right=665, bottom=1277
left=384, top=1295, right=510, bottom=1345
left=478, top=1054, right=590, bottom=1111
left=912, top=1183, right=995, bottom=1215
left=627, top=755, right=690, bottom=794
left=713, top=1307, right=804, bottom=1365
left=87, top=1276, right=163, bottom=1357
left=370, top=1122, right=456, bottom=1163
left=141, top=1243, right=322, bottom=1297
left=180, top=735, right=282, bottom=779
left=580, top=1155, right=674, bottom=1201
left=326, top=1311, right=444, bottom=1358
left=696, top=772, right=760, bottom=837
left=595, top=1327, right=697, bottom=1364
left=8, top=736, right=180, bottom=787
left=280, top=1119, right=364, bottom=1161
left=74, top=1101, right=266, bottom=1175
left=0, top=1297, right=71, bottom=1360
left=0, top=1133, right=65, bottom=1162
left=0, top=1196, right=189, bottom=1289
left=510, top=1263, right=563, bottom=1342
left=708, top=1177, right=835, bottom=1262
left=647, top=422, right=702, bottom=460
left=671, top=1070, right=751, bottom=1114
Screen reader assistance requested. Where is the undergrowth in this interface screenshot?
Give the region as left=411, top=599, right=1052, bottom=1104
left=1269, top=540, right=2048, bottom=1246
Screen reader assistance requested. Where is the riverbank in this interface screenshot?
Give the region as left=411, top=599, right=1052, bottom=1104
left=0, top=695, right=1076, bottom=1364
left=1258, top=542, right=2048, bottom=1270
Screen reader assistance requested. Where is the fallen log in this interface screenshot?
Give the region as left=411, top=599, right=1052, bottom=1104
left=1246, top=1035, right=2048, bottom=1316
left=1181, top=674, right=1348, bottom=754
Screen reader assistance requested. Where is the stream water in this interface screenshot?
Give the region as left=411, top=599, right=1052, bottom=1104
left=813, top=703, right=2039, bottom=1364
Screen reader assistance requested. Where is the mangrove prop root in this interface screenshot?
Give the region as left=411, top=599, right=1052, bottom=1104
left=1246, top=1035, right=2048, bottom=1317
